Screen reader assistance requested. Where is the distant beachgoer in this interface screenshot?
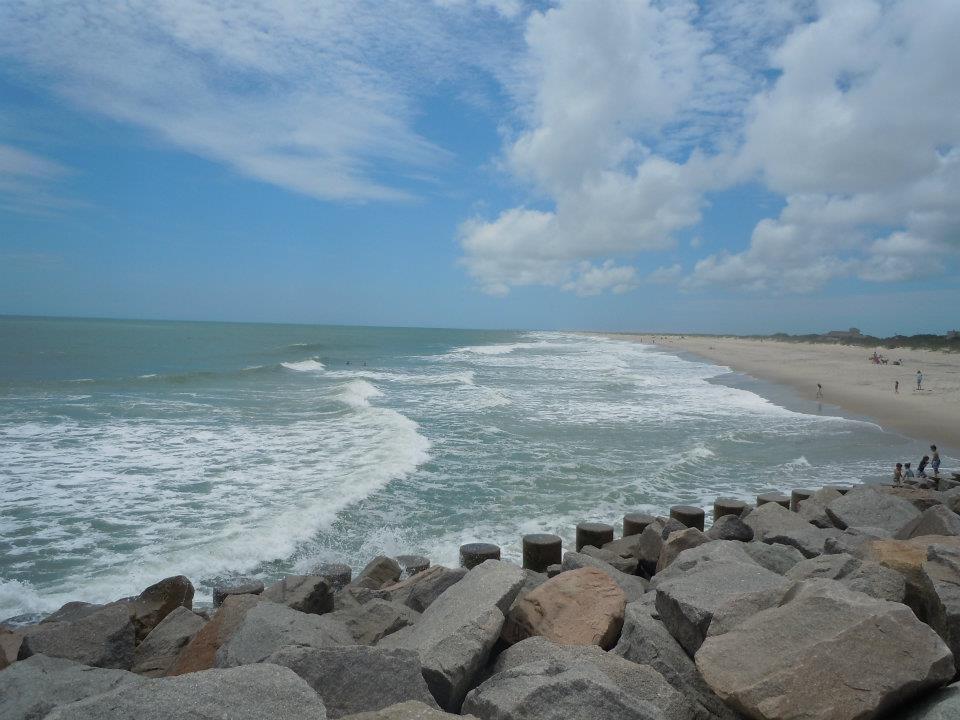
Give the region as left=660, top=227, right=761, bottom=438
left=918, top=455, right=930, bottom=478
left=816, top=383, right=823, bottom=399
left=916, top=370, right=923, bottom=391
left=894, top=463, right=903, bottom=484
left=931, top=445, right=941, bottom=477
left=904, top=462, right=915, bottom=478
left=894, top=380, right=899, bottom=394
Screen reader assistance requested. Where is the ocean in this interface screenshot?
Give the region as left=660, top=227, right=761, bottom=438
left=0, top=316, right=917, bottom=619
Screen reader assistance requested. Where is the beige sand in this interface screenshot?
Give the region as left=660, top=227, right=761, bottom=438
left=610, top=334, right=960, bottom=455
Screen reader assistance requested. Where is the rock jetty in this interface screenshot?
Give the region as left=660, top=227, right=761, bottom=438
left=4, top=480, right=960, bottom=719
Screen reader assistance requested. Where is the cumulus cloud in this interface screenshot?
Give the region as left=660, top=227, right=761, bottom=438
left=462, top=0, right=960, bottom=296
left=0, top=0, right=521, bottom=202
left=690, top=0, right=960, bottom=291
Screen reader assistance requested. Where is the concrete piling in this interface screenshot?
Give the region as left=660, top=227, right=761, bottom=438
left=714, top=498, right=747, bottom=519
left=756, top=492, right=791, bottom=509
left=459, top=542, right=501, bottom=569
left=669, top=505, right=706, bottom=531
left=575, top=522, right=614, bottom=552
left=522, top=533, right=562, bottom=573
left=623, top=513, right=656, bottom=537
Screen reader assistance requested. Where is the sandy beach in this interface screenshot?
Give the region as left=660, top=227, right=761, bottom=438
left=613, top=334, right=960, bottom=456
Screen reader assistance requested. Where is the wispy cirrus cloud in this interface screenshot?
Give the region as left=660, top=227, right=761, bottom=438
left=0, top=0, right=524, bottom=202
left=0, top=142, right=75, bottom=214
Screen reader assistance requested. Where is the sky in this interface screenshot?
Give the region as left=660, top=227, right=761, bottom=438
left=1, top=0, right=958, bottom=335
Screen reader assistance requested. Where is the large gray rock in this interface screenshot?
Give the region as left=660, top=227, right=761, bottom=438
left=705, top=515, right=753, bottom=542
left=652, top=547, right=790, bottom=655
left=40, top=602, right=103, bottom=625
left=742, top=502, right=816, bottom=541
left=786, top=553, right=906, bottom=602
left=215, top=601, right=352, bottom=667
left=653, top=540, right=756, bottom=580
left=44, top=663, right=328, bottom=720
left=898, top=505, right=960, bottom=540
left=132, top=605, right=206, bottom=677
left=561, top=551, right=648, bottom=602
left=17, top=603, right=135, bottom=669
left=797, top=487, right=842, bottom=528
left=508, top=569, right=549, bottom=614
left=354, top=556, right=403, bottom=590
left=602, top=534, right=642, bottom=558
left=380, top=566, right=467, bottom=613
left=826, top=489, right=922, bottom=534
left=612, top=604, right=740, bottom=720
left=657, top=527, right=709, bottom=572
left=741, top=542, right=804, bottom=575
left=919, top=544, right=960, bottom=673
left=264, top=575, right=333, bottom=615
left=898, top=683, right=960, bottom=719
left=488, top=638, right=704, bottom=720
left=212, top=579, right=265, bottom=607
left=330, top=599, right=419, bottom=645
left=696, top=579, right=955, bottom=720
left=0, top=654, right=143, bottom=720
left=581, top=545, right=639, bottom=574
left=763, top=526, right=841, bottom=559
left=637, top=520, right=667, bottom=576
left=824, top=527, right=893, bottom=555
left=266, top=645, right=437, bottom=718
left=340, top=701, right=475, bottom=720
left=462, top=658, right=664, bottom=720
left=379, top=560, right=525, bottom=711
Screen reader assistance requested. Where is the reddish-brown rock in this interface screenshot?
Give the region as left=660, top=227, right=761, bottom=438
left=501, top=567, right=626, bottom=649
left=167, top=594, right=259, bottom=675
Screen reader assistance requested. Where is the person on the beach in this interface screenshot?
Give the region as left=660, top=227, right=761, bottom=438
left=931, top=445, right=941, bottom=477
left=904, top=462, right=915, bottom=478
left=918, top=455, right=930, bottom=478
left=816, top=383, right=823, bottom=399
left=894, top=463, right=903, bottom=483
left=894, top=380, right=899, bottom=394
left=916, top=370, right=923, bottom=391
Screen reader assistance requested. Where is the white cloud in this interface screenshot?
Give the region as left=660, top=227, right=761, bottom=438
left=691, top=0, right=960, bottom=291
left=562, top=261, right=637, bottom=296
left=460, top=0, right=739, bottom=295
left=0, top=143, right=73, bottom=213
left=648, top=264, right=683, bottom=284
left=460, top=0, right=960, bottom=296
left=0, top=1, right=521, bottom=202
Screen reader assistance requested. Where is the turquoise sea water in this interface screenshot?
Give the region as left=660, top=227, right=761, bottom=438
left=0, top=317, right=926, bottom=618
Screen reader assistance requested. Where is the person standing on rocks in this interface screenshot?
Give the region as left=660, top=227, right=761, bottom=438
left=931, top=445, right=941, bottom=478
left=893, top=463, right=903, bottom=484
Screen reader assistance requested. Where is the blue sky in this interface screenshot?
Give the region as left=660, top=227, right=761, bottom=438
left=1, top=0, right=958, bottom=335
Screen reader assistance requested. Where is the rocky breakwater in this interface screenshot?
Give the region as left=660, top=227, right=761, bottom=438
left=5, top=483, right=960, bottom=719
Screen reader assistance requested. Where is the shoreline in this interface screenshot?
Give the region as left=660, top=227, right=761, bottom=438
left=608, top=333, right=960, bottom=457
